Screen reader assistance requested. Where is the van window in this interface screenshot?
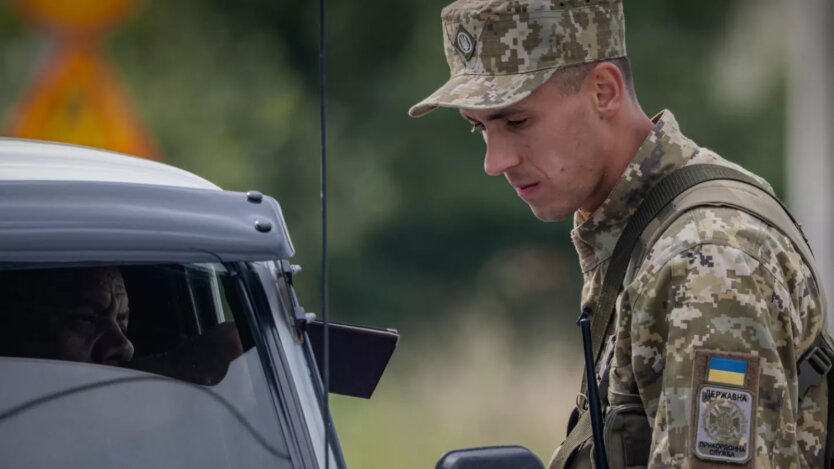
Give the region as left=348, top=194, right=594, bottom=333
left=0, top=263, right=294, bottom=468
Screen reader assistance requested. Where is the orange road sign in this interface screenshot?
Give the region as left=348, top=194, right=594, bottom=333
left=13, top=0, right=136, bottom=35
left=7, top=0, right=158, bottom=160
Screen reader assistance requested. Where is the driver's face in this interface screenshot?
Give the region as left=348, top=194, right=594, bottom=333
left=46, top=267, right=134, bottom=365
left=4, top=267, right=134, bottom=365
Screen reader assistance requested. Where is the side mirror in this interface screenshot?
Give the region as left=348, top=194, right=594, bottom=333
left=436, top=445, right=545, bottom=469
left=305, top=320, right=399, bottom=399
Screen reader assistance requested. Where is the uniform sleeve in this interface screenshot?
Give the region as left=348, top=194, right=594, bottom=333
left=619, top=242, right=820, bottom=468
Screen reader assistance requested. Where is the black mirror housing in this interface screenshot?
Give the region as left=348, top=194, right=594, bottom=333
left=306, top=320, right=399, bottom=398
left=436, top=445, right=545, bottom=469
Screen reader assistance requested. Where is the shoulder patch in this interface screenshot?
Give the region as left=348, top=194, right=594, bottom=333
left=690, top=350, right=759, bottom=468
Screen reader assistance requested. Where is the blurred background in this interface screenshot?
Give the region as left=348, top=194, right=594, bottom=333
left=0, top=0, right=831, bottom=467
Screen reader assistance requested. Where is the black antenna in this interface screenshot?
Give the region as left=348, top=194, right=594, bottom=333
left=318, top=0, right=331, bottom=465
left=577, top=309, right=608, bottom=469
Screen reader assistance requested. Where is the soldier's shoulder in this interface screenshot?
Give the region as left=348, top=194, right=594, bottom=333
left=625, top=208, right=816, bottom=344
left=640, top=205, right=806, bottom=286
left=645, top=153, right=786, bottom=266
left=657, top=205, right=770, bottom=251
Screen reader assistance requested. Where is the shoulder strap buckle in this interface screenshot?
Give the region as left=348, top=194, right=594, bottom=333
left=798, top=338, right=834, bottom=398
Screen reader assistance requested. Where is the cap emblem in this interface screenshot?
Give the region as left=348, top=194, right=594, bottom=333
left=454, top=26, right=475, bottom=60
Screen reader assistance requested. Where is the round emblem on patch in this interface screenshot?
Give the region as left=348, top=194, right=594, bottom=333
left=454, top=26, right=475, bottom=60
left=456, top=31, right=473, bottom=54
left=695, top=384, right=753, bottom=463
left=702, top=399, right=746, bottom=443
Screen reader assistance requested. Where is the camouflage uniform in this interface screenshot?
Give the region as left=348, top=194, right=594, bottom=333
left=571, top=111, right=828, bottom=468
left=409, top=0, right=828, bottom=467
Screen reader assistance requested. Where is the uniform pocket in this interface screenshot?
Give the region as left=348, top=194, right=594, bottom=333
left=603, top=404, right=652, bottom=469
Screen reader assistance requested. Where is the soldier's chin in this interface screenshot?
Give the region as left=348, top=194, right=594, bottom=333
left=529, top=203, right=571, bottom=222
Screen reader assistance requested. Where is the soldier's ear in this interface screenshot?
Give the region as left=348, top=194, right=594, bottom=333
left=588, top=62, right=624, bottom=119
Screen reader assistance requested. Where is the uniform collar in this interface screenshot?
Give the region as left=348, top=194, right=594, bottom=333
left=571, top=110, right=700, bottom=272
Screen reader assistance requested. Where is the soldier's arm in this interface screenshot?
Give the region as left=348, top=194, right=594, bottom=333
left=621, top=241, right=823, bottom=468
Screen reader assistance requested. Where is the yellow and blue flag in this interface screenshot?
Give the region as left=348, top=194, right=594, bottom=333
left=706, top=356, right=747, bottom=387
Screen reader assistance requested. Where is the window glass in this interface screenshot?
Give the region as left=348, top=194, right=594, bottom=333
left=0, top=263, right=294, bottom=468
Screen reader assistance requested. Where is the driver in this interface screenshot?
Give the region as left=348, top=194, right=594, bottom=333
left=0, top=267, right=134, bottom=365
left=0, top=266, right=242, bottom=386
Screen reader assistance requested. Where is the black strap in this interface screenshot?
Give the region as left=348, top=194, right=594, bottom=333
left=584, top=164, right=767, bottom=391
left=798, top=335, right=834, bottom=398
left=828, top=371, right=834, bottom=469
left=815, top=331, right=834, bottom=469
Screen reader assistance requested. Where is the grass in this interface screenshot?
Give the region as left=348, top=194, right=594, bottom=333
left=331, top=313, right=582, bottom=469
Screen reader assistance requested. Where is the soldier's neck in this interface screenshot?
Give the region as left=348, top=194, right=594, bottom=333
left=580, top=104, right=654, bottom=214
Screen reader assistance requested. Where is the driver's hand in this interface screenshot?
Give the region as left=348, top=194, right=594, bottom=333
left=130, top=322, right=244, bottom=385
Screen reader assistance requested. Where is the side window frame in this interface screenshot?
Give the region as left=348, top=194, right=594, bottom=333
left=228, top=261, right=326, bottom=469
left=300, top=331, right=348, bottom=468
left=267, top=261, right=348, bottom=468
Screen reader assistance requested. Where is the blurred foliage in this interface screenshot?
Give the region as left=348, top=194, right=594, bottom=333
left=0, top=0, right=787, bottom=329
left=0, top=0, right=789, bottom=467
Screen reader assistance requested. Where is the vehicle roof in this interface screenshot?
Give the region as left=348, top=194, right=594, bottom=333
left=0, top=138, right=219, bottom=190
left=0, top=138, right=295, bottom=265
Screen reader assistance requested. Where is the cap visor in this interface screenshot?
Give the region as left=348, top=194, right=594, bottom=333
left=408, top=69, right=557, bottom=118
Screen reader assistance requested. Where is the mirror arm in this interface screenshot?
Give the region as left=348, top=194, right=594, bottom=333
left=276, top=259, right=315, bottom=342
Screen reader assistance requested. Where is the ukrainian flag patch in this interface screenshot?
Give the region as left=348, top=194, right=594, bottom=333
left=707, top=356, right=747, bottom=387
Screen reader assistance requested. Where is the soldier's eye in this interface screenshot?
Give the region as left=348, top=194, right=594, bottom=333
left=507, top=118, right=527, bottom=129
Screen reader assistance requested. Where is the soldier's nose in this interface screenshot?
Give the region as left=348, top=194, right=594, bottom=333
left=483, top=137, right=520, bottom=176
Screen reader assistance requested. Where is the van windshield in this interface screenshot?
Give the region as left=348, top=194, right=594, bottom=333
left=0, top=263, right=294, bottom=468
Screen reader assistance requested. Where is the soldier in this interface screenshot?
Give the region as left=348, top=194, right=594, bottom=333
left=408, top=0, right=829, bottom=468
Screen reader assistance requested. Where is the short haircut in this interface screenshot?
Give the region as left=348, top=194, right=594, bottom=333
left=552, top=57, right=636, bottom=99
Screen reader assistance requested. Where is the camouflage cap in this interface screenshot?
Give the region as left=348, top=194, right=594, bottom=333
left=408, top=0, right=626, bottom=118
